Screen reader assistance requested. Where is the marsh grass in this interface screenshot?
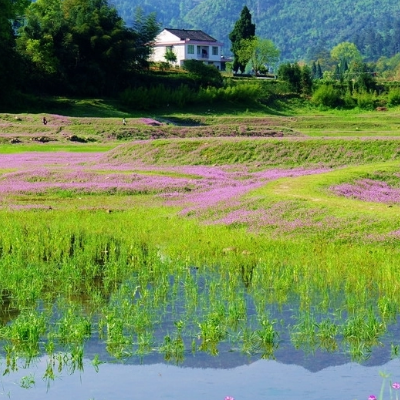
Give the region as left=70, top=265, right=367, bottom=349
left=0, top=204, right=399, bottom=375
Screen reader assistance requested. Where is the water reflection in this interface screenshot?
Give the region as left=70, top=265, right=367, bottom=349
left=2, top=357, right=399, bottom=400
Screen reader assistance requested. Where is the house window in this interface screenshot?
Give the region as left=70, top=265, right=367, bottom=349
left=187, top=44, right=194, bottom=54
left=197, top=46, right=201, bottom=55
left=212, top=46, right=218, bottom=56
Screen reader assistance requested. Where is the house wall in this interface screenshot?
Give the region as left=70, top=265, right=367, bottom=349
left=150, top=30, right=223, bottom=69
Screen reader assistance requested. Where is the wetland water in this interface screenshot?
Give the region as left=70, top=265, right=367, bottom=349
left=1, top=298, right=400, bottom=400
left=1, top=353, right=399, bottom=400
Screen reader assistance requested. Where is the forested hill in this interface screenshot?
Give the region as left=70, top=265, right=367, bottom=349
left=113, top=0, right=400, bottom=61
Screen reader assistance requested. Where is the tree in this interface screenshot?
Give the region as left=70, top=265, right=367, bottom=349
left=300, top=65, right=313, bottom=95
left=236, top=37, right=279, bottom=74
left=316, top=62, right=323, bottom=79
left=278, top=62, right=301, bottom=93
left=330, top=42, right=363, bottom=64
left=0, top=0, right=24, bottom=104
left=130, top=7, right=160, bottom=69
left=229, top=6, right=255, bottom=73
left=350, top=62, right=376, bottom=92
left=17, top=0, right=159, bottom=95
left=11, top=0, right=31, bottom=16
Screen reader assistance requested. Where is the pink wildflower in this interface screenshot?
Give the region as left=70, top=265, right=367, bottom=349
left=392, top=382, right=400, bottom=389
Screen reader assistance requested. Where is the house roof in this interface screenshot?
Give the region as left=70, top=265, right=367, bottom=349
left=164, top=28, right=217, bottom=42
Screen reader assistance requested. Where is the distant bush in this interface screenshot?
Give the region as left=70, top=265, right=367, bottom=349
left=343, top=90, right=356, bottom=108
left=387, top=88, right=400, bottom=106
left=278, top=63, right=301, bottom=93
left=200, top=82, right=262, bottom=103
left=311, top=85, right=342, bottom=108
left=355, top=91, right=376, bottom=110
left=183, top=60, right=223, bottom=87
left=120, top=81, right=263, bottom=110
left=119, top=84, right=197, bottom=110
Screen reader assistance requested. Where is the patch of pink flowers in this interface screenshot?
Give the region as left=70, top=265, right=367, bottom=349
left=0, top=153, right=329, bottom=204
left=0, top=152, right=335, bottom=233
left=164, top=166, right=329, bottom=214
left=330, top=179, right=400, bottom=204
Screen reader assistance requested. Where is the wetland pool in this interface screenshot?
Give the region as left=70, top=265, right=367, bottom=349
left=1, top=355, right=399, bottom=400
left=2, top=319, right=400, bottom=400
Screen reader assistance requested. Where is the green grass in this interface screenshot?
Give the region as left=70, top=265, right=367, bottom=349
left=2, top=96, right=400, bottom=148
left=103, top=137, right=400, bottom=167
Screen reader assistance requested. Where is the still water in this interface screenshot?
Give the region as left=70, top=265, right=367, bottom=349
left=2, top=298, right=400, bottom=400
left=1, top=356, right=398, bottom=400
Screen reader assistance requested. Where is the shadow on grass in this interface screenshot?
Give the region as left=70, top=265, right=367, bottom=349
left=1, top=92, right=303, bottom=119
left=1, top=94, right=129, bottom=118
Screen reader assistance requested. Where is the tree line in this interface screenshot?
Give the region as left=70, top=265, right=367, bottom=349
left=2, top=0, right=400, bottom=111
left=0, top=0, right=160, bottom=104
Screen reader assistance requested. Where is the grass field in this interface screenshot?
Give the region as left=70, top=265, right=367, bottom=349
left=2, top=97, right=400, bottom=146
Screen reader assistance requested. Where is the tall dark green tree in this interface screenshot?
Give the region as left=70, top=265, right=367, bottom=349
left=316, top=62, right=323, bottom=79
left=311, top=61, right=323, bottom=79
left=0, top=0, right=24, bottom=104
left=229, top=6, right=255, bottom=73
left=278, top=62, right=301, bottom=93
left=311, top=61, right=317, bottom=78
left=130, top=7, right=160, bottom=70
left=17, top=0, right=159, bottom=95
left=300, top=65, right=313, bottom=95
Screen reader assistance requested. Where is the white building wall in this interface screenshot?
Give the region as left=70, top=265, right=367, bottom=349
left=157, top=30, right=182, bottom=43
left=174, top=45, right=186, bottom=63
left=150, top=46, right=167, bottom=62
left=149, top=30, right=223, bottom=68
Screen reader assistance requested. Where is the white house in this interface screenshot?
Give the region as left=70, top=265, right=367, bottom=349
left=150, top=28, right=225, bottom=70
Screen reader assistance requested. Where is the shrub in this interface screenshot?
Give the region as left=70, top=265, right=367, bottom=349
left=183, top=60, right=223, bottom=87
left=355, top=91, right=375, bottom=110
left=387, top=88, right=400, bottom=106
left=311, top=85, right=342, bottom=108
left=343, top=90, right=356, bottom=108
left=278, top=62, right=301, bottom=93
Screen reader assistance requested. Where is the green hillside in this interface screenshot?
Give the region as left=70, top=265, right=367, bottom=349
left=113, top=0, right=400, bottom=60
